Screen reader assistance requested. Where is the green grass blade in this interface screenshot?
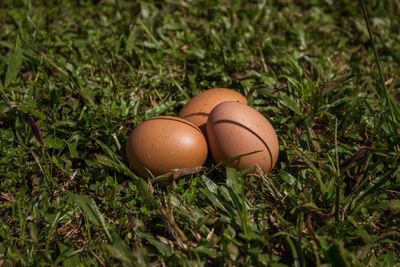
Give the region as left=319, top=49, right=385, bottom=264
left=105, top=231, right=138, bottom=266
left=68, top=193, right=112, bottom=243
left=334, top=118, right=341, bottom=223
left=69, top=193, right=137, bottom=265
left=347, top=168, right=398, bottom=215
left=359, top=0, right=400, bottom=128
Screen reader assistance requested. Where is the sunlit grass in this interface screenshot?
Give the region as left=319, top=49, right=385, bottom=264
left=0, top=1, right=399, bottom=266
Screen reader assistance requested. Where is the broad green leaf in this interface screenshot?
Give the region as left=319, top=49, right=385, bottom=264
left=202, top=175, right=218, bottom=194
left=67, top=141, right=79, bottom=159
left=44, top=136, right=65, bottom=149
left=279, top=94, right=302, bottom=115
left=226, top=168, right=243, bottom=196
left=192, top=246, right=218, bottom=257
left=126, top=26, right=137, bottom=53
left=135, top=231, right=172, bottom=257
left=379, top=251, right=397, bottom=267
left=5, top=35, right=23, bottom=87
left=199, top=188, right=228, bottom=213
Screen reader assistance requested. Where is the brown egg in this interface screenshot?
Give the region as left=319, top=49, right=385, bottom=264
left=206, top=101, right=279, bottom=173
left=126, top=116, right=208, bottom=177
left=179, top=88, right=247, bottom=133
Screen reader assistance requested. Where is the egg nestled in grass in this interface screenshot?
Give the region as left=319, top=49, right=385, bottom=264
left=179, top=88, right=247, bottom=133
left=206, top=101, right=279, bottom=173
left=126, top=116, right=208, bottom=177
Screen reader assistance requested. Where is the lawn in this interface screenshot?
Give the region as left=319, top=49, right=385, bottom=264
left=0, top=0, right=399, bottom=266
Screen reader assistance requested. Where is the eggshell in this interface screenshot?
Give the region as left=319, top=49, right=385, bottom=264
left=126, top=116, right=208, bottom=177
left=179, top=88, right=247, bottom=132
left=206, top=101, right=279, bottom=173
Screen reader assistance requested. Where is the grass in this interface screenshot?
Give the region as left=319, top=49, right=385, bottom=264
left=1, top=0, right=400, bottom=266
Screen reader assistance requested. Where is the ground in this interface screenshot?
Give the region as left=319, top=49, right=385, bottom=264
left=0, top=0, right=399, bottom=266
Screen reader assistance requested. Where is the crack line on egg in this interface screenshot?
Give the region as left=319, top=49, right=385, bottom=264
left=148, top=116, right=203, bottom=134
left=211, top=119, right=274, bottom=172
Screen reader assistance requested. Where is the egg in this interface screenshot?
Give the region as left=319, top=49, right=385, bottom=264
left=206, top=101, right=279, bottom=173
left=179, top=88, right=247, bottom=133
left=126, top=116, right=208, bottom=177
